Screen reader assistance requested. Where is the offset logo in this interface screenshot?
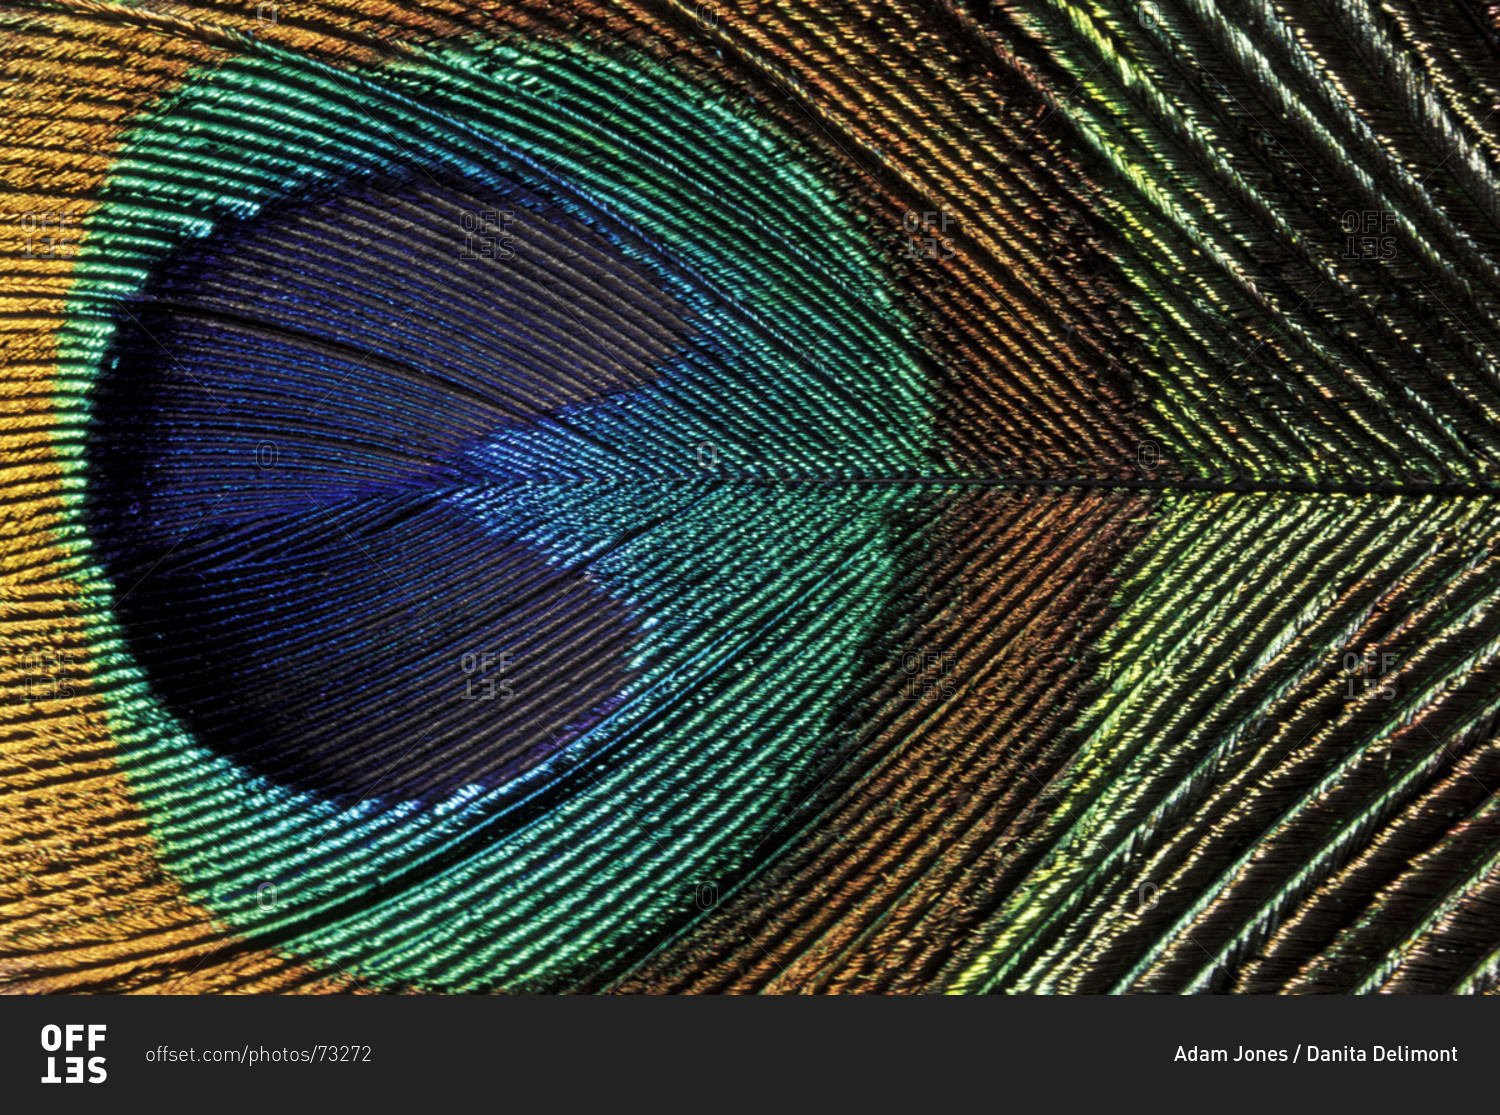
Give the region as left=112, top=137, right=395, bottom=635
left=40, top=1024, right=107, bottom=1084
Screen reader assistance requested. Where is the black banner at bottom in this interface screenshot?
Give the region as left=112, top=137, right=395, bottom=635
left=0, top=996, right=1486, bottom=1108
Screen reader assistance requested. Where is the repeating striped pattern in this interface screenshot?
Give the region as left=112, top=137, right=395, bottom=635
left=4, top=0, right=1500, bottom=994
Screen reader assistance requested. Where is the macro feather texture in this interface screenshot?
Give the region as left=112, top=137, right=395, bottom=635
left=4, top=0, right=1500, bottom=994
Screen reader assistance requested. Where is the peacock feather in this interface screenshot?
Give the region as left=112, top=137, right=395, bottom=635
left=4, top=0, right=1500, bottom=994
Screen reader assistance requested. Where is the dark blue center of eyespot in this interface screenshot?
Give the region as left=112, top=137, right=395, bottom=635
left=84, top=170, right=684, bottom=804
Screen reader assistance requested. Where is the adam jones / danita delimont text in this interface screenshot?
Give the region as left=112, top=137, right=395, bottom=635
left=1174, top=1045, right=1458, bottom=1063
